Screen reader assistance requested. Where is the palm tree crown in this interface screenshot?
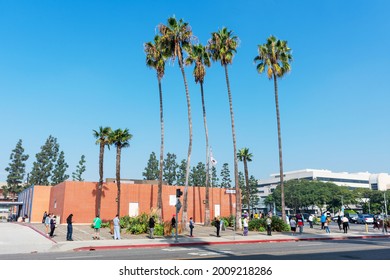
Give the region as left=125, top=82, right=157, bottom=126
left=237, top=148, right=253, bottom=163
left=185, top=44, right=211, bottom=84
left=110, top=128, right=132, bottom=148
left=208, top=27, right=239, bottom=66
left=144, top=35, right=167, bottom=80
left=254, top=35, right=292, bottom=79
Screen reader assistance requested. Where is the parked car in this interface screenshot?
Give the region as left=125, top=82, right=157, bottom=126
left=346, top=213, right=358, bottom=223
left=357, top=214, right=374, bottom=224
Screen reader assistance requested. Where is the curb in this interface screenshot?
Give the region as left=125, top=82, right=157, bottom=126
left=73, top=234, right=390, bottom=252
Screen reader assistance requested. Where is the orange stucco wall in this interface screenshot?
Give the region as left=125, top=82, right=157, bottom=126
left=41, top=181, right=237, bottom=224
left=30, top=185, right=51, bottom=223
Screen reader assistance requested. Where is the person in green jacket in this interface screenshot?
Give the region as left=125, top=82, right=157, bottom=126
left=93, top=215, right=102, bottom=240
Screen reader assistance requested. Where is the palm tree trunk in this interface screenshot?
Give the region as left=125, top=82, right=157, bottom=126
left=244, top=159, right=250, bottom=217
left=157, top=77, right=164, bottom=222
left=200, top=82, right=210, bottom=226
left=273, top=74, right=285, bottom=222
left=97, top=143, right=104, bottom=217
left=116, top=145, right=121, bottom=216
left=224, top=65, right=241, bottom=230
left=178, top=55, right=192, bottom=230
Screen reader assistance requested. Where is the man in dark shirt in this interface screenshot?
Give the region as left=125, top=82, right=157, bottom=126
left=66, top=214, right=73, bottom=241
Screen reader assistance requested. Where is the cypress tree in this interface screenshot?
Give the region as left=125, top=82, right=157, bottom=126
left=72, top=155, right=86, bottom=181
left=51, top=151, right=69, bottom=185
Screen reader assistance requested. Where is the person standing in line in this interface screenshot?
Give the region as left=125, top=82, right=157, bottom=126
left=148, top=216, right=155, bottom=239
left=243, top=215, right=249, bottom=236
left=290, top=218, right=297, bottom=236
left=66, top=214, right=73, bottom=241
left=189, top=217, right=194, bottom=237
left=93, top=215, right=102, bottom=240
left=113, top=214, right=121, bottom=240
left=171, top=214, right=176, bottom=237
left=308, top=214, right=314, bottom=228
left=45, top=213, right=51, bottom=236
left=49, top=215, right=57, bottom=237
left=266, top=215, right=272, bottom=236
left=214, top=217, right=221, bottom=237
left=342, top=216, right=349, bottom=234
left=42, top=211, right=47, bottom=224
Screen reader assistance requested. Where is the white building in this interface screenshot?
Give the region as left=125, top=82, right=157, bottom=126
left=256, top=169, right=390, bottom=211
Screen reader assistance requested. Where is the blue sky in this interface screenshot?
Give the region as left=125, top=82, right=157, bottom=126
left=0, top=0, right=389, bottom=183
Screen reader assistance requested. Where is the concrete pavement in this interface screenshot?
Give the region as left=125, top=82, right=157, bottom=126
left=0, top=221, right=389, bottom=255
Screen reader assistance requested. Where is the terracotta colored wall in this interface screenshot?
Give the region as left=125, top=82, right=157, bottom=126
left=46, top=181, right=237, bottom=224
left=30, top=185, right=51, bottom=223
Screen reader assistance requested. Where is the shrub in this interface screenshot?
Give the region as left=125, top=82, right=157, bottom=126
left=154, top=223, right=164, bottom=236
left=248, top=218, right=264, bottom=231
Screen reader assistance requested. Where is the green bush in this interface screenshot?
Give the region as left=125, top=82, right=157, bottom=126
left=259, top=226, right=266, bottom=232
left=248, top=218, right=264, bottom=231
left=154, top=223, right=164, bottom=236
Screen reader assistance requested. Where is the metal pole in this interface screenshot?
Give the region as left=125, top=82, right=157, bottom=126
left=383, top=192, right=388, bottom=234
left=175, top=198, right=179, bottom=243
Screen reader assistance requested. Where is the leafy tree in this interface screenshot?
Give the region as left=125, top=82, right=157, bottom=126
left=176, top=159, right=187, bottom=187
left=190, top=162, right=206, bottom=187
left=159, top=16, right=194, bottom=227
left=51, top=150, right=69, bottom=185
left=210, top=166, right=219, bottom=187
left=29, top=135, right=59, bottom=186
left=93, top=126, right=112, bottom=216
left=220, top=163, right=232, bottom=189
left=254, top=35, right=293, bottom=222
left=208, top=27, right=241, bottom=229
left=144, top=34, right=168, bottom=221
left=143, top=152, right=159, bottom=180
left=72, top=155, right=86, bottom=181
left=237, top=147, right=253, bottom=216
left=5, top=139, right=29, bottom=200
left=185, top=43, right=212, bottom=225
left=248, top=175, right=260, bottom=210
left=163, top=152, right=178, bottom=185
left=110, top=128, right=132, bottom=216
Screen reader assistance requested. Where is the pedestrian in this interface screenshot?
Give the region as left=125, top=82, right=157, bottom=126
left=337, top=215, right=342, bottom=230
left=321, top=213, right=327, bottom=229
left=290, top=218, right=297, bottom=236
left=66, top=214, right=73, bottom=241
left=149, top=216, right=155, bottom=239
left=324, top=218, right=331, bottom=234
left=266, top=215, right=272, bottom=236
left=113, top=214, right=121, bottom=240
left=308, top=214, right=314, bottom=228
left=49, top=215, right=57, bottom=237
left=171, top=214, right=176, bottom=237
left=42, top=211, right=47, bottom=224
left=44, top=213, right=51, bottom=236
left=297, top=216, right=304, bottom=234
left=92, top=214, right=102, bottom=240
left=342, top=216, right=349, bottom=234
left=189, top=217, right=194, bottom=237
left=243, top=215, right=249, bottom=236
left=214, top=217, right=221, bottom=237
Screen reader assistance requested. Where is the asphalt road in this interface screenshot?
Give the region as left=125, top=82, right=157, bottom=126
left=1, top=237, right=389, bottom=260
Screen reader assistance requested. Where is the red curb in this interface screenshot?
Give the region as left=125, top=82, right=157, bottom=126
left=73, top=234, right=390, bottom=252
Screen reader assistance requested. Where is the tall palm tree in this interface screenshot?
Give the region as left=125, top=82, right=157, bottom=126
left=254, top=35, right=292, bottom=222
left=208, top=27, right=242, bottom=229
left=144, top=35, right=167, bottom=222
left=109, top=128, right=132, bottom=216
left=92, top=126, right=112, bottom=217
left=159, top=16, right=194, bottom=227
left=237, top=148, right=253, bottom=217
left=185, top=43, right=212, bottom=225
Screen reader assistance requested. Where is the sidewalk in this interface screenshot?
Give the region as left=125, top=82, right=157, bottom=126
left=24, top=222, right=390, bottom=253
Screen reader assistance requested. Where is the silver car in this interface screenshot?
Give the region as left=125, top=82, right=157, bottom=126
left=357, top=214, right=374, bottom=224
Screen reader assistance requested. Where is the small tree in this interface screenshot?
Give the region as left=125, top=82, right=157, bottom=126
left=143, top=152, right=159, bottom=180
left=72, top=155, right=86, bottom=181
left=5, top=139, right=29, bottom=200
left=220, top=163, right=232, bottom=189
left=163, top=152, right=178, bottom=185
left=51, top=150, right=69, bottom=185
left=176, top=159, right=187, bottom=186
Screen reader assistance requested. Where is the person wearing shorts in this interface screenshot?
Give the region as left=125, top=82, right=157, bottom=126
left=93, top=215, right=102, bottom=240
left=290, top=218, right=297, bottom=236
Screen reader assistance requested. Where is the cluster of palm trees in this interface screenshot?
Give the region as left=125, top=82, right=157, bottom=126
left=144, top=16, right=292, bottom=227
left=93, top=126, right=132, bottom=217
